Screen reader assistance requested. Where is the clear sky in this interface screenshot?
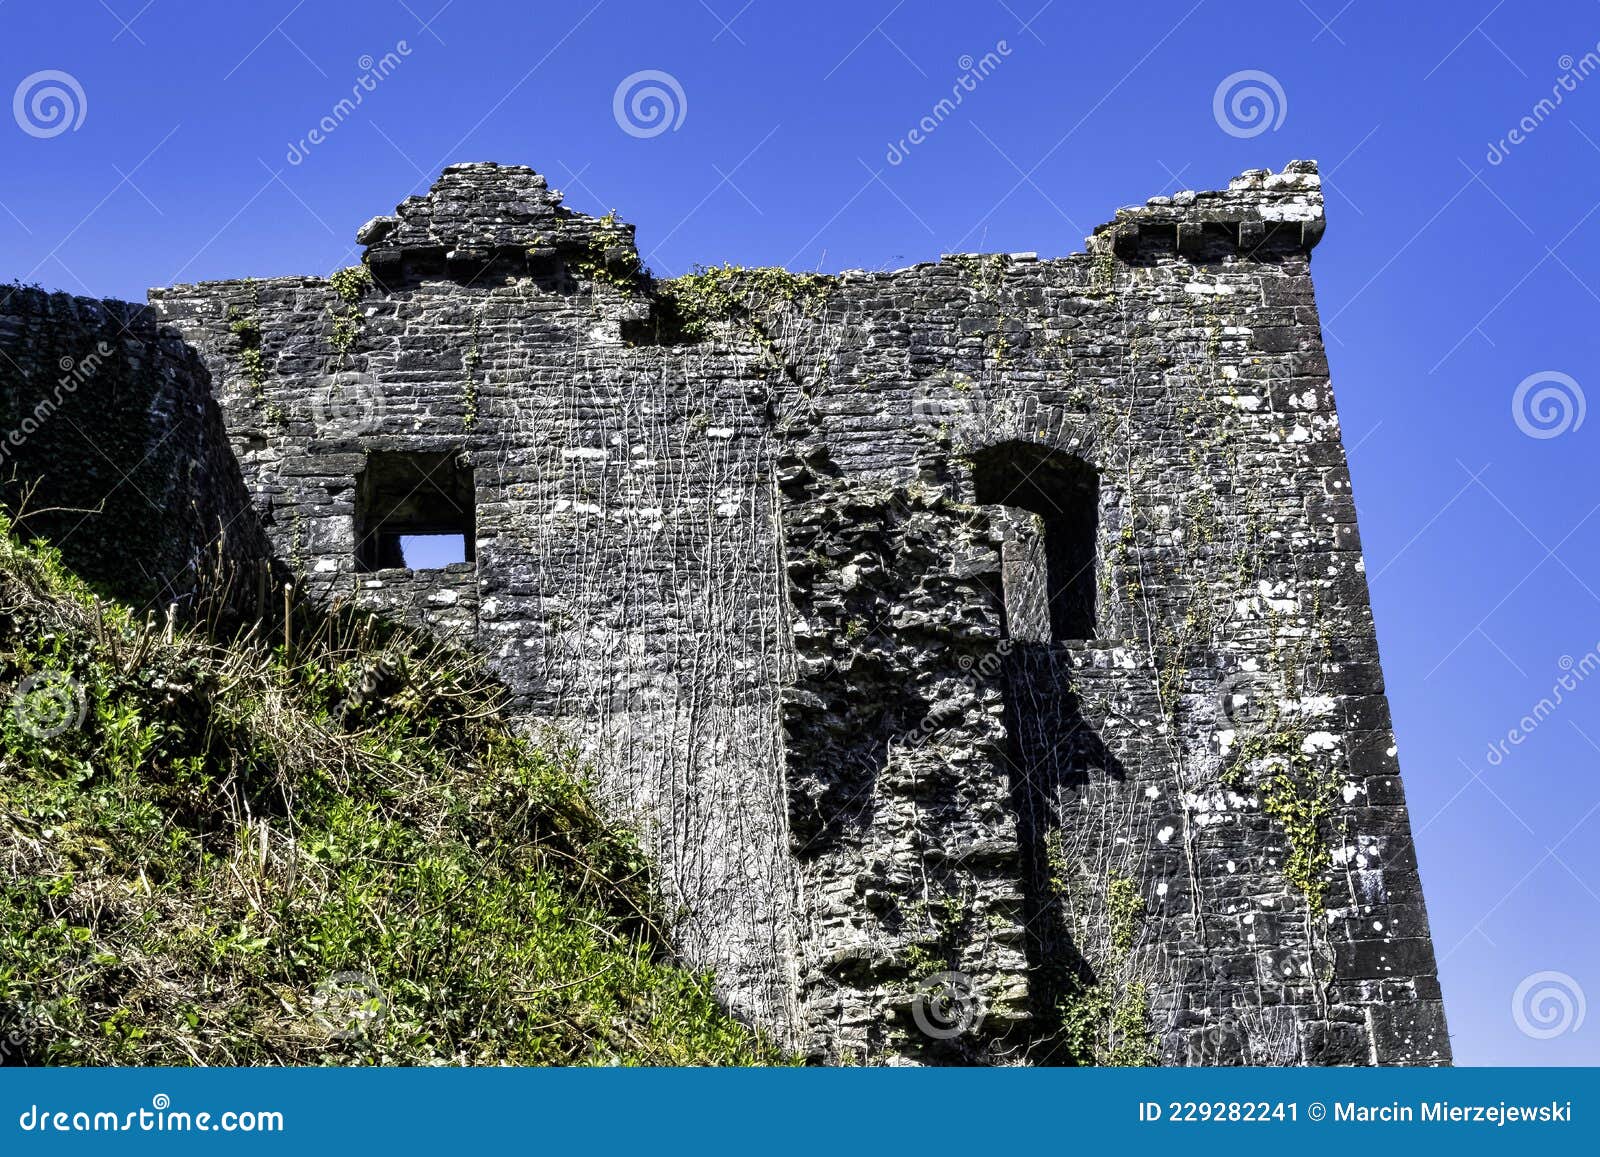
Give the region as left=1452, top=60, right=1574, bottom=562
left=3, top=0, right=1598, bottom=1066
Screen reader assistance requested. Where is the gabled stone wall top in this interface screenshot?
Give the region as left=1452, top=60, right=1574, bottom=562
left=356, top=161, right=634, bottom=281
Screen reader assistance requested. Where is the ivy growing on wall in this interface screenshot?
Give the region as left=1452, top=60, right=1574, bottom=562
left=573, top=211, right=643, bottom=289
left=1053, top=870, right=1158, bottom=1066
left=649, top=263, right=833, bottom=344
left=1222, top=699, right=1342, bottom=919
left=327, top=264, right=373, bottom=361
left=226, top=307, right=267, bottom=396
left=462, top=310, right=482, bottom=430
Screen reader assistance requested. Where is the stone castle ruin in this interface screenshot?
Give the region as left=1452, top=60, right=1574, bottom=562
left=0, top=159, right=1449, bottom=1064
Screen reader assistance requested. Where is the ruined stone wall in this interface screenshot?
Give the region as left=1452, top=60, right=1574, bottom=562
left=147, top=168, right=804, bottom=1033
left=4, top=159, right=1448, bottom=1064
left=0, top=287, right=265, bottom=607
left=755, top=163, right=1446, bottom=1064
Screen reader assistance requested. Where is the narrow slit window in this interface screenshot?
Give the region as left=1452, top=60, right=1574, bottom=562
left=355, top=451, right=475, bottom=572
left=971, top=442, right=1098, bottom=642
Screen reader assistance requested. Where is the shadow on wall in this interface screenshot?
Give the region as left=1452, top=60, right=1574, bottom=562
left=0, top=289, right=268, bottom=609
left=780, top=440, right=1135, bottom=1062
left=999, top=643, right=1127, bottom=1055
left=970, top=440, right=1130, bottom=1057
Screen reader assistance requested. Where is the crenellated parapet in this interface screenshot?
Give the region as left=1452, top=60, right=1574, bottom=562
left=357, top=161, right=640, bottom=286
left=1090, top=159, right=1325, bottom=259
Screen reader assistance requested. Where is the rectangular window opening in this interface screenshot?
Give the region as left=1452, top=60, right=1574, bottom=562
left=355, top=450, right=476, bottom=573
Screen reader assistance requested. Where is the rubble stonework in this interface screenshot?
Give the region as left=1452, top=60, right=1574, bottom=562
left=0, top=159, right=1450, bottom=1064
left=0, top=289, right=266, bottom=602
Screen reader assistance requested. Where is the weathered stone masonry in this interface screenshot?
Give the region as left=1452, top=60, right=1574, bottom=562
left=0, top=159, right=1449, bottom=1065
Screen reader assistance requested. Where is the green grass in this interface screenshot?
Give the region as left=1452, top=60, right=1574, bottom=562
left=0, top=518, right=781, bottom=1065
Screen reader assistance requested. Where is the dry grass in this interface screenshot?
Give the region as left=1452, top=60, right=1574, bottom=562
left=0, top=518, right=781, bottom=1066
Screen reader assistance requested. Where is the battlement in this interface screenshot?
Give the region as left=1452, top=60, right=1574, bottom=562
left=354, top=159, right=1325, bottom=282
left=357, top=161, right=636, bottom=285
left=1091, top=158, right=1325, bottom=257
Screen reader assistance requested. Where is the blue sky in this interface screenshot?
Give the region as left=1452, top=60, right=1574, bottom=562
left=3, top=0, right=1598, bottom=1066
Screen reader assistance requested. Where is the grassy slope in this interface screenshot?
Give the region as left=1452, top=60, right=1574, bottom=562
left=0, top=521, right=779, bottom=1065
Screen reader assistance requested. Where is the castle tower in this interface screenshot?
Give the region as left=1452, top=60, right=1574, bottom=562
left=2, top=160, right=1449, bottom=1064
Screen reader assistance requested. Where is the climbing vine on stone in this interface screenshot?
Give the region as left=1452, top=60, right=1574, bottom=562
left=1107, top=871, right=1146, bottom=955
left=226, top=307, right=267, bottom=396
left=650, top=263, right=832, bottom=344
left=327, top=264, right=373, bottom=360
left=573, top=211, right=642, bottom=289
left=1223, top=703, right=1342, bottom=918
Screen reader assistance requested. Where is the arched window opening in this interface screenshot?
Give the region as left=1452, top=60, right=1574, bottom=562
left=971, top=442, right=1098, bottom=642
